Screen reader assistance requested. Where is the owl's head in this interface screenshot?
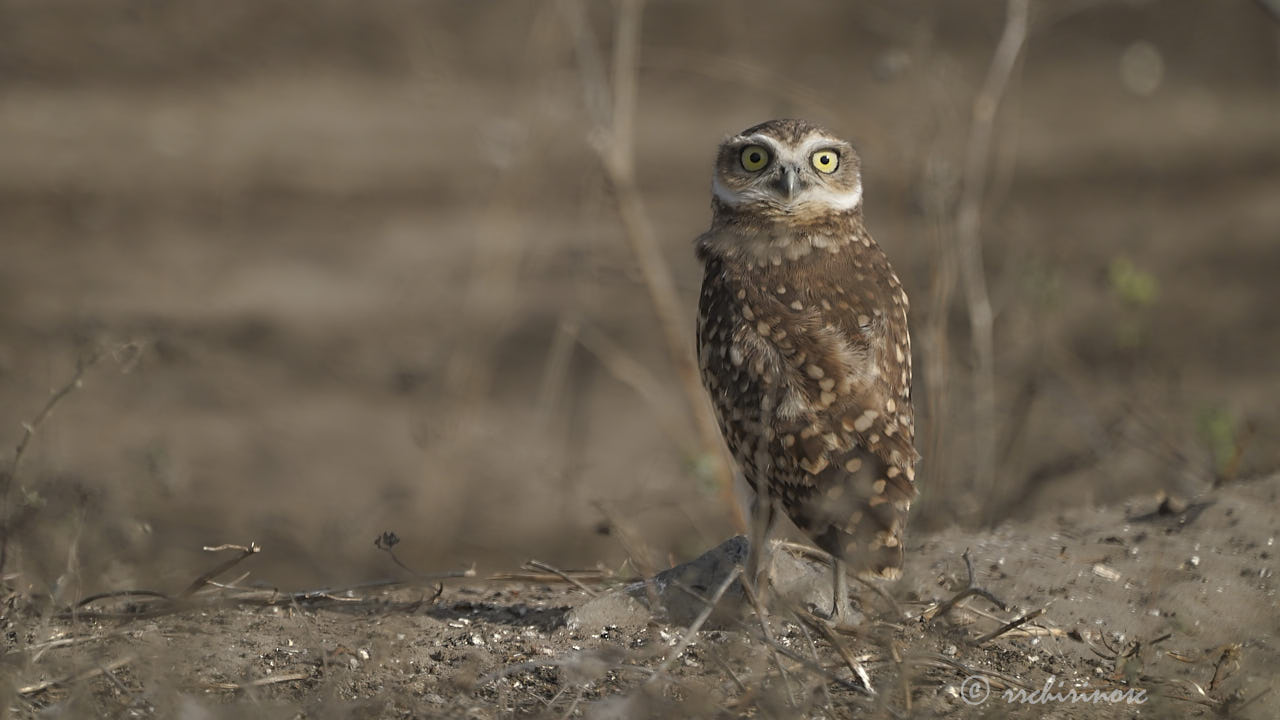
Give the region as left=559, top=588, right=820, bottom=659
left=712, top=119, right=862, bottom=220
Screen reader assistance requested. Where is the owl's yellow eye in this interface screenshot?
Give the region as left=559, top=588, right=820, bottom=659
left=740, top=145, right=770, bottom=172
left=811, top=150, right=839, bottom=174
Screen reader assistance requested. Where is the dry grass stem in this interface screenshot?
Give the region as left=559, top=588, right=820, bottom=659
left=956, top=0, right=1031, bottom=510
left=523, top=559, right=600, bottom=597
left=486, top=569, right=610, bottom=585
left=974, top=607, right=1045, bottom=645
left=0, top=349, right=106, bottom=573
left=177, top=542, right=261, bottom=598
left=798, top=612, right=875, bottom=696
left=17, top=655, right=134, bottom=697
left=739, top=577, right=796, bottom=706
left=651, top=564, right=741, bottom=678
left=575, top=323, right=694, bottom=453
left=560, top=0, right=744, bottom=532
left=201, top=670, right=313, bottom=693
left=926, top=549, right=1010, bottom=620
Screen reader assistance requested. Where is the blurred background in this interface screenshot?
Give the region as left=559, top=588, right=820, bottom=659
left=1, top=0, right=1276, bottom=594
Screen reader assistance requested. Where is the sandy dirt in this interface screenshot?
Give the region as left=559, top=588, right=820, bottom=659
left=4, top=475, right=1277, bottom=717
left=1, top=1, right=1278, bottom=717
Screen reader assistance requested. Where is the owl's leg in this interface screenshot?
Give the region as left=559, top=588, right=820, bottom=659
left=815, top=557, right=857, bottom=626
left=832, top=557, right=852, bottom=621
left=746, top=494, right=779, bottom=592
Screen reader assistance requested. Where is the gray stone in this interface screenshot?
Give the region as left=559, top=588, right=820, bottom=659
left=566, top=535, right=847, bottom=631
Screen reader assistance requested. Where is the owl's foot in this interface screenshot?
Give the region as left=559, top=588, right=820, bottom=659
left=745, top=497, right=781, bottom=601
left=812, top=557, right=861, bottom=628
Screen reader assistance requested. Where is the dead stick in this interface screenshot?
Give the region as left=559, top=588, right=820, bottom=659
left=956, top=0, right=1031, bottom=509
left=76, top=589, right=171, bottom=607
left=525, top=559, right=599, bottom=597
left=793, top=613, right=837, bottom=714
left=177, top=543, right=261, bottom=598
left=799, top=611, right=876, bottom=695
left=739, top=577, right=797, bottom=706
left=651, top=565, right=741, bottom=678
left=559, top=0, right=743, bottom=532
left=975, top=607, right=1044, bottom=645
left=0, top=349, right=105, bottom=572
left=18, top=655, right=133, bottom=696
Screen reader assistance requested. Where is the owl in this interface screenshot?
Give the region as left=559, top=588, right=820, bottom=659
left=695, top=119, right=917, bottom=621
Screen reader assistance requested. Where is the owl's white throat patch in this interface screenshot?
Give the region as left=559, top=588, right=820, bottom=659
left=712, top=176, right=863, bottom=213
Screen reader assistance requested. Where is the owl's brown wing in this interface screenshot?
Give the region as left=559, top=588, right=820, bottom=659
left=725, top=252, right=918, bottom=580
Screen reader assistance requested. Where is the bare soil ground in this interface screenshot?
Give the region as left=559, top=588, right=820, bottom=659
left=4, top=474, right=1277, bottom=717
left=1, top=1, right=1278, bottom=717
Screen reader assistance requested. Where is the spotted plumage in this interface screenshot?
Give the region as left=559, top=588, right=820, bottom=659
left=695, top=119, right=918, bottom=607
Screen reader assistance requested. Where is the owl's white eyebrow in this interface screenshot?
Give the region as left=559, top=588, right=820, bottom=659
left=738, top=134, right=849, bottom=166
left=797, top=136, right=847, bottom=156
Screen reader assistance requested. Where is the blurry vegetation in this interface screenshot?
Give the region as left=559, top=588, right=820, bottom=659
left=1107, top=256, right=1159, bottom=349
left=1196, top=406, right=1247, bottom=483
left=1108, top=257, right=1159, bottom=308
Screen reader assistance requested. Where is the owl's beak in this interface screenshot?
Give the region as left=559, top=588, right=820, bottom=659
left=773, top=165, right=801, bottom=201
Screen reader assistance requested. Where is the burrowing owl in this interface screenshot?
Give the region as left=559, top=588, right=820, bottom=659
left=695, top=119, right=917, bottom=620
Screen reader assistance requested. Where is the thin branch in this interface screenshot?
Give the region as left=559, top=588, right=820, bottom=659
left=200, top=670, right=313, bottom=693
left=0, top=349, right=105, bottom=573
left=925, top=549, right=1010, bottom=621
left=608, top=0, right=642, bottom=176
left=575, top=323, right=694, bottom=454
left=651, top=565, right=740, bottom=678
left=955, top=0, right=1031, bottom=509
left=750, top=632, right=875, bottom=698
left=176, top=543, right=261, bottom=599
left=910, top=653, right=1034, bottom=692
left=560, top=0, right=744, bottom=533
left=974, top=607, right=1044, bottom=645
left=18, top=655, right=134, bottom=696
left=739, top=576, right=796, bottom=707
left=75, top=589, right=171, bottom=608
left=793, top=613, right=837, bottom=715
left=798, top=611, right=876, bottom=696
left=524, top=559, right=599, bottom=597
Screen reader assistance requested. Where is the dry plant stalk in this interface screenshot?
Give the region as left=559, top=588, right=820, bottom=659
left=956, top=0, right=1031, bottom=509
left=18, top=655, right=134, bottom=697
left=559, top=0, right=745, bottom=532
left=649, top=564, right=741, bottom=678
left=523, top=559, right=599, bottom=597
left=0, top=349, right=105, bottom=574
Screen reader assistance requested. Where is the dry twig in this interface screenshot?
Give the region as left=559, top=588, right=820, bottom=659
left=524, top=559, right=599, bottom=597
left=17, top=655, right=134, bottom=696
left=925, top=549, right=1009, bottom=621
left=651, top=565, right=741, bottom=678
left=559, top=0, right=744, bottom=532
left=739, top=576, right=796, bottom=707
left=797, top=612, right=875, bottom=696
left=0, top=349, right=106, bottom=573
left=955, top=0, right=1031, bottom=510
left=177, top=543, right=261, bottom=599
left=201, top=670, right=313, bottom=693
left=974, top=607, right=1044, bottom=645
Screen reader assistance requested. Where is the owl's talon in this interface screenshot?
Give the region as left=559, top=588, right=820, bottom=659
left=810, top=557, right=861, bottom=627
